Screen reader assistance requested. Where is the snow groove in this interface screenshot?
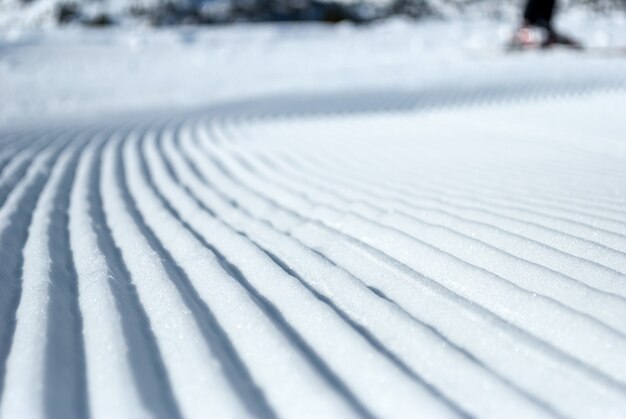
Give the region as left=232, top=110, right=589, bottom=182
left=196, top=121, right=626, bottom=389
left=1, top=87, right=626, bottom=418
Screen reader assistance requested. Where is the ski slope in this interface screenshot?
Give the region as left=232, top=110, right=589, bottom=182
left=2, top=87, right=626, bottom=418
left=2, top=20, right=626, bottom=419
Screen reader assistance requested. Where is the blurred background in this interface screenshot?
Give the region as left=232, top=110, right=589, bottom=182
left=1, top=0, right=624, bottom=128
left=1, top=0, right=624, bottom=28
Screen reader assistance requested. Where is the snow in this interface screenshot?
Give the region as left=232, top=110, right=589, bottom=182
left=1, top=11, right=626, bottom=419
left=1, top=12, right=626, bottom=127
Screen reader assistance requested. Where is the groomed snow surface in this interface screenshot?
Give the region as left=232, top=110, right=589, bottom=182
left=2, top=18, right=626, bottom=419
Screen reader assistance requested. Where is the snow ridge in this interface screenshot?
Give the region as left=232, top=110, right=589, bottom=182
left=1, top=86, right=626, bottom=418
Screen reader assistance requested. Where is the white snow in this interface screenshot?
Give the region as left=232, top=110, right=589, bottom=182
left=1, top=12, right=626, bottom=127
left=1, top=11, right=626, bottom=419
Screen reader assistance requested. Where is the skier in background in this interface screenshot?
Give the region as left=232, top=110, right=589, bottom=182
left=512, top=0, right=582, bottom=49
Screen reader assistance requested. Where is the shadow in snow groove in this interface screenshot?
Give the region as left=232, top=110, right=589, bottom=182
left=258, top=245, right=473, bottom=419
left=0, top=134, right=61, bottom=211
left=89, top=137, right=183, bottom=419
left=0, top=136, right=72, bottom=401
left=146, top=127, right=375, bottom=419
left=225, top=129, right=626, bottom=394
left=45, top=142, right=90, bottom=419
left=171, top=122, right=564, bottom=416
left=185, top=116, right=626, bottom=401
left=256, top=153, right=626, bottom=338
left=116, top=130, right=277, bottom=419
left=364, top=285, right=566, bottom=418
